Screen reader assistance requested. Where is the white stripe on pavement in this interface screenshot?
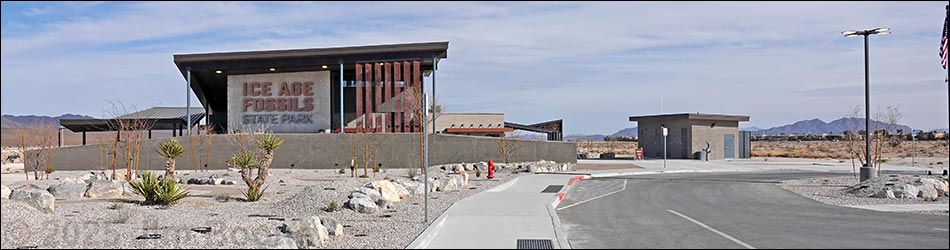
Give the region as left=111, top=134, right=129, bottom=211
left=668, top=209, right=756, bottom=249
left=556, top=180, right=626, bottom=211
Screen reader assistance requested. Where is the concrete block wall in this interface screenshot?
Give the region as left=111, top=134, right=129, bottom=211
left=690, top=120, right=739, bottom=160
left=31, top=133, right=576, bottom=172
left=637, top=119, right=692, bottom=159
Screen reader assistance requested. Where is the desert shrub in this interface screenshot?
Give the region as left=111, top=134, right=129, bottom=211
left=325, top=201, right=340, bottom=212
left=129, top=172, right=190, bottom=206
left=243, top=185, right=267, bottom=202
left=475, top=167, right=482, bottom=178
left=338, top=168, right=346, bottom=174
left=143, top=217, right=162, bottom=230
left=108, top=202, right=125, bottom=210
left=214, top=193, right=232, bottom=203
left=406, top=167, right=419, bottom=179
left=358, top=174, right=369, bottom=178
left=114, top=210, right=132, bottom=224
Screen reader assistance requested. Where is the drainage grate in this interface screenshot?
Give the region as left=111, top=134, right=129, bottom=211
left=517, top=239, right=554, bottom=249
left=541, top=185, right=563, bottom=193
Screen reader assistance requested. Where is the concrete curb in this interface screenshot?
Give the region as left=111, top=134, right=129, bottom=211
left=405, top=204, right=454, bottom=249
left=546, top=175, right=586, bottom=249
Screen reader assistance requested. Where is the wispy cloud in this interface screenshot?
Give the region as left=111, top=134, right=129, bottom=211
left=2, top=1, right=948, bottom=133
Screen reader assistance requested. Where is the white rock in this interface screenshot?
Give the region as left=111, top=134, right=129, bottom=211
left=458, top=171, right=469, bottom=186
left=85, top=180, right=124, bottom=199
left=280, top=216, right=330, bottom=248
left=441, top=175, right=463, bottom=192
left=369, top=181, right=402, bottom=202
left=463, top=164, right=475, bottom=171
left=1, top=185, right=10, bottom=199
left=917, top=184, right=939, bottom=201
left=896, top=184, right=920, bottom=199
left=251, top=235, right=298, bottom=249
left=319, top=217, right=344, bottom=237
left=475, top=162, right=488, bottom=171
left=393, top=179, right=425, bottom=196
left=345, top=196, right=379, bottom=214
left=919, top=178, right=948, bottom=197
left=351, top=187, right=381, bottom=201
left=47, top=182, right=89, bottom=200
left=386, top=180, right=411, bottom=199
left=874, top=189, right=896, bottom=199
left=10, top=184, right=55, bottom=213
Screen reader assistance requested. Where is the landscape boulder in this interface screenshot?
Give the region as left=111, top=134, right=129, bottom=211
left=393, top=179, right=424, bottom=196
left=387, top=181, right=411, bottom=199
left=474, top=162, right=488, bottom=171
left=873, top=189, right=896, bottom=199
left=426, top=178, right=444, bottom=192
left=319, top=217, right=344, bottom=237
left=895, top=184, right=920, bottom=199
left=10, top=184, right=55, bottom=213
left=345, top=196, right=379, bottom=214
left=79, top=171, right=110, bottom=184
left=84, top=180, right=124, bottom=199
left=368, top=181, right=402, bottom=202
left=376, top=199, right=393, bottom=209
left=1, top=185, right=10, bottom=199
left=440, top=175, right=464, bottom=192
left=917, top=184, right=939, bottom=201
left=918, top=178, right=949, bottom=197
left=47, top=182, right=90, bottom=200
left=251, top=235, right=298, bottom=249
left=351, top=187, right=382, bottom=202
left=279, top=216, right=330, bottom=248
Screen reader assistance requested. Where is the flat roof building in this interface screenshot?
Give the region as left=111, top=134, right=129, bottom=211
left=173, top=42, right=449, bottom=134
left=629, top=113, right=750, bottom=160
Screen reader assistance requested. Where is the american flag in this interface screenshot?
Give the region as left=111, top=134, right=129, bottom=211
left=942, top=9, right=948, bottom=69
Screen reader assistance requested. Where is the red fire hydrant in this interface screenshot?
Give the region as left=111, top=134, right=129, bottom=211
left=487, top=160, right=496, bottom=179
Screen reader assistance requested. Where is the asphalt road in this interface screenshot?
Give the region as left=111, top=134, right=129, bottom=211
left=556, top=171, right=950, bottom=249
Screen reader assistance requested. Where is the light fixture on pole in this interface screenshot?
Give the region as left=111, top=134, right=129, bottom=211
left=842, top=27, right=889, bottom=182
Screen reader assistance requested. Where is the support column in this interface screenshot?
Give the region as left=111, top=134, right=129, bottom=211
left=148, top=130, right=152, bottom=139
left=384, top=62, right=393, bottom=133
left=186, top=68, right=192, bottom=136
left=394, top=61, right=403, bottom=133
left=412, top=61, right=421, bottom=132
left=402, top=61, right=411, bottom=132
left=82, top=131, right=87, bottom=145
left=340, top=61, right=345, bottom=133
left=364, top=63, right=374, bottom=132
left=375, top=62, right=383, bottom=132
left=432, top=57, right=437, bottom=133
left=356, top=64, right=363, bottom=132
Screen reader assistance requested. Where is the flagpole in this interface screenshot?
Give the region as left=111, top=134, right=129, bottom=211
left=946, top=4, right=949, bottom=157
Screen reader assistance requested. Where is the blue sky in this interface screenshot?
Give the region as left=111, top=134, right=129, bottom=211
left=2, top=1, right=948, bottom=134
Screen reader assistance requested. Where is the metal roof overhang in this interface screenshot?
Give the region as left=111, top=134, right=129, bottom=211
left=628, top=113, right=750, bottom=122
left=172, top=41, right=449, bottom=114
left=60, top=116, right=205, bottom=133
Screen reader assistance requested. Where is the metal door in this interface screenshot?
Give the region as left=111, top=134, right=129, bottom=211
left=723, top=134, right=735, bottom=159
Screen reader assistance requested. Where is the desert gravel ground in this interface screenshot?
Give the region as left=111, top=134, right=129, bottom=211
left=0, top=165, right=529, bottom=249
left=778, top=175, right=949, bottom=216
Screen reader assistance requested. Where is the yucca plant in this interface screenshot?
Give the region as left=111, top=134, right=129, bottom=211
left=242, top=185, right=267, bottom=202
left=129, top=172, right=190, bottom=206
left=156, top=139, right=185, bottom=180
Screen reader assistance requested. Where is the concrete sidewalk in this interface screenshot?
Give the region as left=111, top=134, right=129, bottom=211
left=407, top=174, right=580, bottom=249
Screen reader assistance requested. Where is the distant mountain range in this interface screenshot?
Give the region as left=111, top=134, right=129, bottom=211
left=566, top=117, right=944, bottom=141
left=749, top=118, right=912, bottom=135
left=1, top=114, right=94, bottom=128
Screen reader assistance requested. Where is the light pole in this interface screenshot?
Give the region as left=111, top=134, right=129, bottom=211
left=842, top=27, right=890, bottom=182
left=661, top=125, right=668, bottom=169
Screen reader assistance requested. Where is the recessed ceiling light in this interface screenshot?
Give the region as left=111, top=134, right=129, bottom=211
left=269, top=68, right=276, bottom=71
left=321, top=65, right=328, bottom=69
left=215, top=70, right=222, bottom=74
